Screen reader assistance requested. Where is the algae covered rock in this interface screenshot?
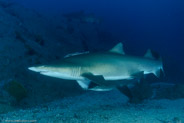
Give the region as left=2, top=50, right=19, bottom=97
left=172, top=84, right=184, bottom=98
left=152, top=83, right=184, bottom=100
left=129, top=80, right=153, bottom=104
left=5, top=80, right=27, bottom=102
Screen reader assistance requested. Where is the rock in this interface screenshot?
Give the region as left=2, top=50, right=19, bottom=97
left=4, top=80, right=27, bottom=102
left=129, top=80, right=153, bottom=104
left=0, top=0, right=115, bottom=107
left=151, top=83, right=184, bottom=100
left=0, top=103, right=14, bottom=114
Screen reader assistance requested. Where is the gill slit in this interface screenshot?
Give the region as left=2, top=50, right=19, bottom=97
left=72, top=66, right=81, bottom=77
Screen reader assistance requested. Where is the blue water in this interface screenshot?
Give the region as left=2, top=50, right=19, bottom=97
left=11, top=0, right=184, bottom=82
left=0, top=1, right=184, bottom=121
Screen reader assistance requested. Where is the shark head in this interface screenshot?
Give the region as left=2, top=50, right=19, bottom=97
left=28, top=63, right=80, bottom=80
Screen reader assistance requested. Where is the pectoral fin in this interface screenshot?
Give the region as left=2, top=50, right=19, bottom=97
left=77, top=80, right=91, bottom=89
left=81, top=73, right=108, bottom=86
left=81, top=73, right=114, bottom=91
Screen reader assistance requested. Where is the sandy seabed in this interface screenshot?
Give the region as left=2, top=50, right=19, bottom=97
left=0, top=90, right=183, bottom=123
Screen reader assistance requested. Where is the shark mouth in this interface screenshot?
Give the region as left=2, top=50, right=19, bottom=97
left=28, top=67, right=54, bottom=76
left=28, top=67, right=69, bottom=79
left=28, top=67, right=49, bottom=73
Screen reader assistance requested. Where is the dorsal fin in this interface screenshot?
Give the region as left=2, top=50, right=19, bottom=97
left=144, top=49, right=155, bottom=59
left=109, top=42, right=125, bottom=54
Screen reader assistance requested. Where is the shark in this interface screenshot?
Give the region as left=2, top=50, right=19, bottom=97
left=28, top=43, right=164, bottom=92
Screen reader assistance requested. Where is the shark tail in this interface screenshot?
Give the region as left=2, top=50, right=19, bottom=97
left=154, top=53, right=165, bottom=78
left=155, top=56, right=165, bottom=78
left=145, top=49, right=164, bottom=78
left=153, top=68, right=164, bottom=78
left=158, top=56, right=165, bottom=78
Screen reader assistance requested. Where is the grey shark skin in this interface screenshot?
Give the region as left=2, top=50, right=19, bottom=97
left=28, top=43, right=164, bottom=91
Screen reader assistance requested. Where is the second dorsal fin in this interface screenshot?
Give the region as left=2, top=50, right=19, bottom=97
left=144, top=49, right=155, bottom=59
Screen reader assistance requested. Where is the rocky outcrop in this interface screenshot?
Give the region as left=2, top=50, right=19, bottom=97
left=0, top=0, right=114, bottom=108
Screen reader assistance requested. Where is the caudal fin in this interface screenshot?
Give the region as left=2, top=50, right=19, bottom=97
left=145, top=49, right=164, bottom=78
left=153, top=59, right=165, bottom=78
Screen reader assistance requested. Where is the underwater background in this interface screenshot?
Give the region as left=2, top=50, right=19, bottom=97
left=0, top=0, right=184, bottom=122
left=14, top=0, right=184, bottom=82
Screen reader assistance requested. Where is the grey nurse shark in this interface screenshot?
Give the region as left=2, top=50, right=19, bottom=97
left=28, top=43, right=164, bottom=92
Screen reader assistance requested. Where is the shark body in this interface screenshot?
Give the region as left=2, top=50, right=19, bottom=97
left=28, top=43, right=163, bottom=91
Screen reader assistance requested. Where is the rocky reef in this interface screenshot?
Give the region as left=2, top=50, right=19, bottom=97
left=0, top=0, right=117, bottom=112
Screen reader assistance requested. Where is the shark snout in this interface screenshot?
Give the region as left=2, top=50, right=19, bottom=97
left=28, top=66, right=48, bottom=73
